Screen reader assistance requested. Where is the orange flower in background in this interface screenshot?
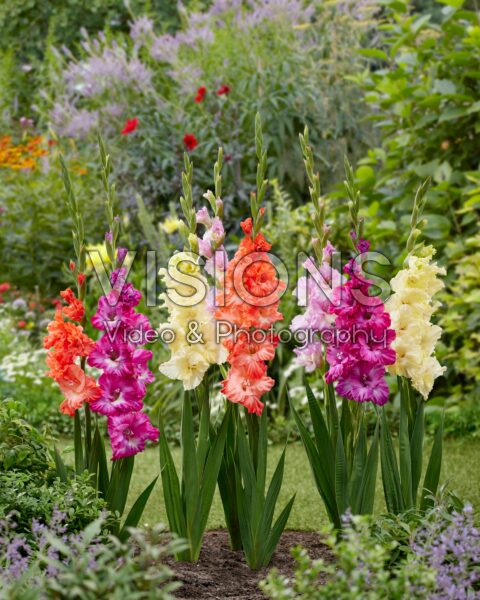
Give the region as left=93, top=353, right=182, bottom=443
left=215, top=219, right=284, bottom=415
left=0, top=135, right=48, bottom=171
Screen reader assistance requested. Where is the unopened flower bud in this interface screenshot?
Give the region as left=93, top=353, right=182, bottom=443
left=188, top=233, right=199, bottom=254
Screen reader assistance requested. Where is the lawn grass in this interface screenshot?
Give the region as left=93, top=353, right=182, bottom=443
left=126, top=437, right=480, bottom=531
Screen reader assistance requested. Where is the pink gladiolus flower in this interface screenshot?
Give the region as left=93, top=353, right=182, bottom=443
left=90, top=373, right=144, bottom=416
left=90, top=261, right=157, bottom=458
left=336, top=361, right=389, bottom=406
left=108, top=412, right=159, bottom=460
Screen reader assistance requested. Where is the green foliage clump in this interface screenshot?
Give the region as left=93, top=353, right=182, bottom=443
left=0, top=400, right=111, bottom=536
left=1, top=515, right=184, bottom=600
left=0, top=146, right=105, bottom=293
left=261, top=514, right=436, bottom=599
left=0, top=400, right=51, bottom=473
left=44, top=2, right=372, bottom=220
left=351, top=0, right=480, bottom=402
left=261, top=492, right=476, bottom=599
left=0, top=471, right=111, bottom=535
left=438, top=233, right=480, bottom=401
left=356, top=0, right=480, bottom=252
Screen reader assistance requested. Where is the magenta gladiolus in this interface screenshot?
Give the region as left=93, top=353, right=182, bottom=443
left=108, top=412, right=159, bottom=460
left=89, top=263, right=158, bottom=459
left=325, top=249, right=396, bottom=406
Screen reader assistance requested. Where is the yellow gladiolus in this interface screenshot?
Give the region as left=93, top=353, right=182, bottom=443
left=386, top=247, right=446, bottom=399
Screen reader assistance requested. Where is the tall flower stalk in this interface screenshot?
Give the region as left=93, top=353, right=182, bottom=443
left=380, top=181, right=446, bottom=514
left=46, top=140, right=159, bottom=539
left=290, top=136, right=382, bottom=529
left=157, top=150, right=230, bottom=562
left=214, top=115, right=295, bottom=568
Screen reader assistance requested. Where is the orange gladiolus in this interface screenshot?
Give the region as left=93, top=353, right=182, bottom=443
left=58, top=364, right=102, bottom=416
left=60, top=288, right=85, bottom=322
left=215, top=218, right=285, bottom=415
left=44, top=289, right=100, bottom=415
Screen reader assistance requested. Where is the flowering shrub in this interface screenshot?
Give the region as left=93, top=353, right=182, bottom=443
left=0, top=135, right=48, bottom=170
left=262, top=499, right=480, bottom=599
left=0, top=142, right=105, bottom=293
left=0, top=512, right=183, bottom=599
left=43, top=1, right=372, bottom=216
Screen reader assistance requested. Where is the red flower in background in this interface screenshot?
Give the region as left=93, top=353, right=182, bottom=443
left=216, top=84, right=230, bottom=96
left=183, top=134, right=198, bottom=151
left=121, top=118, right=139, bottom=135
left=194, top=86, right=207, bottom=103
left=0, top=283, right=10, bottom=294
left=18, top=320, right=27, bottom=328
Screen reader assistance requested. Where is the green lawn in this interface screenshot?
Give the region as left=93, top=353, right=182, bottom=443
left=126, top=438, right=480, bottom=530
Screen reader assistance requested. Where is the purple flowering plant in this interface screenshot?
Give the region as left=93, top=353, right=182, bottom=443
left=0, top=510, right=184, bottom=599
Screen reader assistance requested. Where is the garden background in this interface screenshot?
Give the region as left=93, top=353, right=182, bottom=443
left=0, top=0, right=479, bottom=598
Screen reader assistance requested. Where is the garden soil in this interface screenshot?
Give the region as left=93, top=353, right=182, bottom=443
left=168, top=529, right=332, bottom=599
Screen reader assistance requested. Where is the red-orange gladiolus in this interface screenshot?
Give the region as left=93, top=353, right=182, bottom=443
left=215, top=218, right=284, bottom=415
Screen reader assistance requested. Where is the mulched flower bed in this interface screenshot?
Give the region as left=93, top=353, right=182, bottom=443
left=169, top=529, right=333, bottom=599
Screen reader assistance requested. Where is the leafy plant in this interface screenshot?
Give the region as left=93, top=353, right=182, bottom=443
left=158, top=387, right=228, bottom=561
left=0, top=400, right=52, bottom=474
left=351, top=0, right=480, bottom=401
left=0, top=141, right=105, bottom=293
left=232, top=407, right=296, bottom=570
left=0, top=470, right=111, bottom=535
left=291, top=381, right=379, bottom=529
left=260, top=512, right=436, bottom=600
left=380, top=378, right=444, bottom=514
left=0, top=512, right=184, bottom=599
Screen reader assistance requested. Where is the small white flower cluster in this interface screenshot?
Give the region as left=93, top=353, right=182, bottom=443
left=0, top=347, right=52, bottom=387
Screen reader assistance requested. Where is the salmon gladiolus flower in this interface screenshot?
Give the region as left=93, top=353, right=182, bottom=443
left=215, top=218, right=285, bottom=415
left=43, top=290, right=100, bottom=415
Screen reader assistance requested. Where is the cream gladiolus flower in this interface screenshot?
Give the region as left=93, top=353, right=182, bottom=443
left=158, top=258, right=227, bottom=390
left=159, top=349, right=210, bottom=391
left=386, top=247, right=446, bottom=399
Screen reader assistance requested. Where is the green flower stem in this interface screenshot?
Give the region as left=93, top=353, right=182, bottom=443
left=251, top=113, right=268, bottom=238
left=343, top=155, right=363, bottom=252
left=405, top=177, right=430, bottom=261
left=299, top=127, right=329, bottom=262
